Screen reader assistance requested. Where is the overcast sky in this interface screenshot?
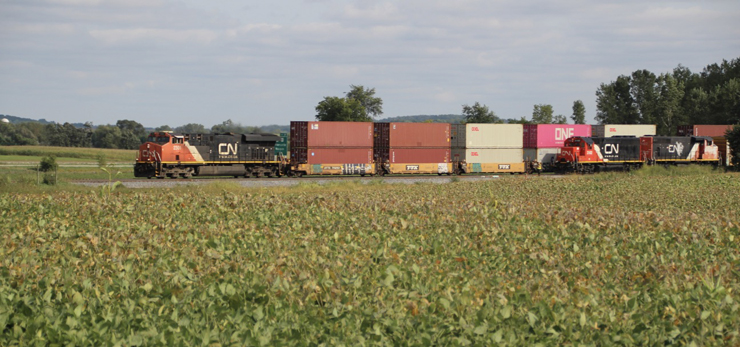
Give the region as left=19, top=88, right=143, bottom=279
left=1, top=0, right=739, bottom=128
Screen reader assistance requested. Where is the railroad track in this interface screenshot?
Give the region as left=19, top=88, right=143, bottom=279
left=72, top=174, right=550, bottom=188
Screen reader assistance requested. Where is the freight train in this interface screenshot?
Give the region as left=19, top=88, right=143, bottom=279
left=134, top=122, right=725, bottom=178
left=554, top=135, right=721, bottom=174
left=134, top=121, right=539, bottom=178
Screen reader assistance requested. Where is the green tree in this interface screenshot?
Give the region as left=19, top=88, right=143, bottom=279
left=39, top=155, right=58, bottom=172
left=211, top=119, right=261, bottom=134
left=595, top=75, right=639, bottom=124
left=315, top=96, right=370, bottom=122
left=531, top=104, right=554, bottom=124
left=571, top=100, right=586, bottom=124
left=155, top=125, right=172, bottom=132
left=116, top=119, right=146, bottom=142
left=45, top=123, right=91, bottom=147
left=505, top=117, right=532, bottom=124
left=346, top=85, right=383, bottom=118
left=175, top=123, right=208, bottom=134
left=655, top=74, right=686, bottom=135
left=461, top=102, right=501, bottom=123
left=553, top=114, right=568, bottom=124
left=92, top=125, right=123, bottom=149
left=630, top=69, right=659, bottom=124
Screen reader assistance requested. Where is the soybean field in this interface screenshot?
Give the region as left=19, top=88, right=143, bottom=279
left=1, top=169, right=739, bottom=345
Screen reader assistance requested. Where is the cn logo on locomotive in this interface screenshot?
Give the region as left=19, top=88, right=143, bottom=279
left=604, top=144, right=619, bottom=154
left=218, top=143, right=238, bottom=155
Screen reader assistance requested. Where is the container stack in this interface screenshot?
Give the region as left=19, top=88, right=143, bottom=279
left=592, top=124, right=656, bottom=137
left=289, top=121, right=374, bottom=175
left=523, top=124, right=592, bottom=169
left=451, top=124, right=525, bottom=173
left=374, top=122, right=451, bottom=174
left=677, top=125, right=734, bottom=137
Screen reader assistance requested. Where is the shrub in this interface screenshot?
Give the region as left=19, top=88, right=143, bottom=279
left=39, top=155, right=58, bottom=172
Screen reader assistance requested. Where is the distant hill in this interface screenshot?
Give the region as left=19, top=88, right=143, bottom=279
left=0, top=114, right=89, bottom=128
left=376, top=114, right=464, bottom=123
left=1, top=114, right=54, bottom=125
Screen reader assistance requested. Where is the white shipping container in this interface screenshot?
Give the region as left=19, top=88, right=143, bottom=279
left=462, top=148, right=523, bottom=164
left=465, top=124, right=523, bottom=148
left=592, top=124, right=656, bottom=137
left=523, top=148, right=561, bottom=166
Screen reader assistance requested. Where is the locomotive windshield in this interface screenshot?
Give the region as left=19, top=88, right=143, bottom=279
left=147, top=135, right=171, bottom=145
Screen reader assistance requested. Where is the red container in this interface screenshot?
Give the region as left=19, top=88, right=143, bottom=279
left=523, top=124, right=592, bottom=148
left=375, top=148, right=450, bottom=163
left=291, top=147, right=373, bottom=164
left=676, top=125, right=734, bottom=137
left=374, top=122, right=451, bottom=148
left=290, top=121, right=374, bottom=148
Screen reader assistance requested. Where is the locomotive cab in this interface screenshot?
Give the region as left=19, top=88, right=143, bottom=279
left=556, top=137, right=598, bottom=165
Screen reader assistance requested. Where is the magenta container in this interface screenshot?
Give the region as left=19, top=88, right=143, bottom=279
left=523, top=124, right=592, bottom=148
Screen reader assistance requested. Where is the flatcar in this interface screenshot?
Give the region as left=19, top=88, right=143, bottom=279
left=135, top=132, right=285, bottom=178
left=555, top=135, right=720, bottom=173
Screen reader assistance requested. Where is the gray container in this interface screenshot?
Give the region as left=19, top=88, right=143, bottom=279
left=524, top=148, right=561, bottom=167
left=465, top=124, right=523, bottom=148
left=464, top=148, right=523, bottom=164
left=451, top=124, right=466, bottom=148
left=592, top=124, right=656, bottom=137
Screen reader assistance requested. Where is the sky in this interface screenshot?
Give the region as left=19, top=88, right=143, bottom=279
left=1, top=0, right=739, bottom=128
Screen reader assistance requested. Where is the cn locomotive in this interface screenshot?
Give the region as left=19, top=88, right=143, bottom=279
left=554, top=135, right=720, bottom=174
left=134, top=132, right=286, bottom=178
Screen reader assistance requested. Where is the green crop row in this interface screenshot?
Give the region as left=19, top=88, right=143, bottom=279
left=1, top=173, right=739, bottom=345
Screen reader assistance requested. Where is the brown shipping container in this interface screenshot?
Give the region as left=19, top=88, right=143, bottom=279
left=375, top=122, right=451, bottom=148
left=375, top=147, right=450, bottom=164
left=291, top=147, right=373, bottom=164
left=677, top=125, right=734, bottom=137
left=290, top=121, right=374, bottom=148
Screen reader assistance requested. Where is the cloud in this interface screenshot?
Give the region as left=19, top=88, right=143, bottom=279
left=88, top=28, right=220, bottom=45
left=0, top=0, right=738, bottom=126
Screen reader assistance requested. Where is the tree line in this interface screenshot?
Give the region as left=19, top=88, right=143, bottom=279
left=0, top=119, right=288, bottom=149
left=596, top=58, right=739, bottom=135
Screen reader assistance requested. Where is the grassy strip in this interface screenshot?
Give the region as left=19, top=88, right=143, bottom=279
left=0, top=145, right=136, bottom=162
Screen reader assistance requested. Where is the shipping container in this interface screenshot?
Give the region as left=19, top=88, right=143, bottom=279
left=374, top=122, right=451, bottom=148
left=453, top=148, right=523, bottom=164
left=291, top=147, right=373, bottom=165
left=451, top=124, right=466, bottom=148
left=592, top=124, right=656, bottom=137
left=523, top=124, right=592, bottom=148
left=386, top=148, right=450, bottom=164
left=523, top=148, right=561, bottom=169
left=290, top=121, right=374, bottom=148
left=677, top=125, right=734, bottom=137
left=460, top=124, right=523, bottom=148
